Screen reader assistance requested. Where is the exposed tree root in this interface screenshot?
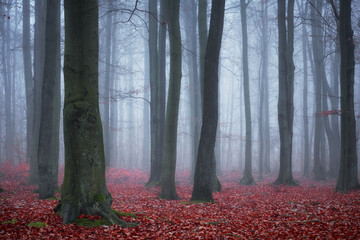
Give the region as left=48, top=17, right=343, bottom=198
left=54, top=200, right=136, bottom=227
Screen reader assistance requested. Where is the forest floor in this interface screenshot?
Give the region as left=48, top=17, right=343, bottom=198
left=0, top=162, right=360, bottom=239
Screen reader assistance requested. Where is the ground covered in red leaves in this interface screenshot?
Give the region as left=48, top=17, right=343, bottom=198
left=1, top=162, right=360, bottom=239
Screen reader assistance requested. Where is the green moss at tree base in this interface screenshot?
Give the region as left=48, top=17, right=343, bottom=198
left=113, top=210, right=138, bottom=218
left=74, top=218, right=112, bottom=227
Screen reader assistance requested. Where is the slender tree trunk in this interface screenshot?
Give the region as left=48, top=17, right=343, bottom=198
left=38, top=0, right=60, bottom=199
left=156, top=0, right=167, bottom=181
left=147, top=0, right=160, bottom=184
left=22, top=0, right=34, bottom=163
left=311, top=0, right=326, bottom=180
left=160, top=0, right=182, bottom=200
left=29, top=0, right=46, bottom=184
left=103, top=0, right=113, bottom=167
left=183, top=0, right=201, bottom=180
left=274, top=0, right=296, bottom=185
left=336, top=0, right=359, bottom=192
left=239, top=0, right=255, bottom=185
left=191, top=0, right=225, bottom=202
left=142, top=36, right=150, bottom=170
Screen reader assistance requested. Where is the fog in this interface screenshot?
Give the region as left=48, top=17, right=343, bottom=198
left=0, top=0, right=359, bottom=181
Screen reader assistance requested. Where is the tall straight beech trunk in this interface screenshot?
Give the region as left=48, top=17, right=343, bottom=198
left=38, top=0, right=60, bottom=199
left=159, top=0, right=182, bottom=200
left=311, top=0, right=326, bottom=180
left=29, top=0, right=46, bottom=185
left=103, top=0, right=113, bottom=167
left=197, top=0, right=222, bottom=192
left=56, top=0, right=129, bottom=226
left=191, top=0, right=225, bottom=202
left=22, top=0, right=34, bottom=162
left=274, top=0, right=296, bottom=185
left=336, top=0, right=359, bottom=192
left=147, top=0, right=161, bottom=185
left=239, top=0, right=255, bottom=186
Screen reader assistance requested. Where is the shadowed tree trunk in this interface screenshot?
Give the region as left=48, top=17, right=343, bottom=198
left=29, top=0, right=46, bottom=185
left=22, top=0, right=34, bottom=163
left=191, top=0, right=225, bottom=202
left=335, top=0, right=359, bottom=193
left=38, top=0, right=60, bottom=199
left=55, top=0, right=129, bottom=226
left=147, top=0, right=161, bottom=185
left=159, top=0, right=182, bottom=200
left=297, top=0, right=310, bottom=177
left=311, top=0, right=326, bottom=180
left=274, top=0, right=296, bottom=185
left=239, top=0, right=255, bottom=186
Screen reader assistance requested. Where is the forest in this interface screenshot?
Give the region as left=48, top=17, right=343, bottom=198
left=0, top=0, right=360, bottom=239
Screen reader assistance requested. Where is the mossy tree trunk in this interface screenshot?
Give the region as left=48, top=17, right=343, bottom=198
left=38, top=0, right=60, bottom=199
left=274, top=0, right=297, bottom=185
left=336, top=0, right=359, bottom=193
left=191, top=0, right=225, bottom=202
left=239, top=0, right=256, bottom=186
left=56, top=0, right=128, bottom=226
left=159, top=0, right=181, bottom=200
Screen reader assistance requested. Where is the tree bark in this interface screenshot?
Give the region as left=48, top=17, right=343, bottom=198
left=22, top=0, right=34, bottom=163
left=239, top=0, right=255, bottom=186
left=147, top=0, right=161, bottom=185
left=336, top=0, right=359, bottom=192
left=274, top=0, right=296, bottom=185
left=191, top=0, right=225, bottom=202
left=160, top=0, right=182, bottom=200
left=38, top=0, right=60, bottom=199
left=56, top=0, right=129, bottom=226
left=29, top=0, right=46, bottom=185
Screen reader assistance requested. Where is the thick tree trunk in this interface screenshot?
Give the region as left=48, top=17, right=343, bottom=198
left=336, top=0, right=359, bottom=192
left=38, top=0, right=60, bottom=199
left=239, top=0, right=255, bottom=186
left=160, top=0, right=182, bottom=200
left=56, top=0, right=129, bottom=226
left=274, top=0, right=296, bottom=185
left=191, top=0, right=225, bottom=202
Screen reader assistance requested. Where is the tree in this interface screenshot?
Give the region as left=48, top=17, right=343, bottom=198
left=147, top=0, right=162, bottom=185
left=239, top=0, right=255, bottom=186
left=274, top=0, right=296, bottom=185
left=55, top=0, right=128, bottom=226
left=335, top=0, right=359, bottom=192
left=22, top=0, right=34, bottom=163
left=310, top=0, right=327, bottom=180
left=182, top=0, right=201, bottom=179
left=103, top=0, right=113, bottom=167
left=296, top=0, right=310, bottom=177
left=29, top=0, right=46, bottom=185
left=159, top=0, right=182, bottom=200
left=191, top=0, right=225, bottom=202
left=198, top=0, right=222, bottom=192
left=38, top=0, right=60, bottom=199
